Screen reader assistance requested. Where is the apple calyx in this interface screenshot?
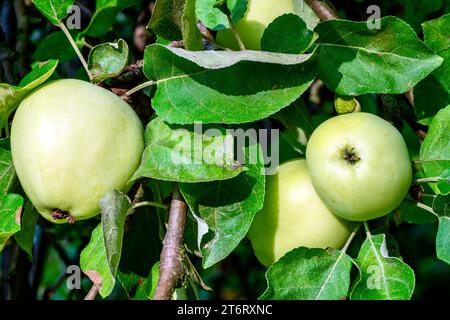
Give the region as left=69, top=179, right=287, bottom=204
left=51, top=208, right=75, bottom=224
left=342, top=146, right=361, bottom=165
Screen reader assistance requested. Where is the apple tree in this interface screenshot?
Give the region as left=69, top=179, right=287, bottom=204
left=0, top=0, right=448, bottom=300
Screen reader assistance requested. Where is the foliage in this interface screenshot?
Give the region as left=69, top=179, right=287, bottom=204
left=0, top=0, right=448, bottom=301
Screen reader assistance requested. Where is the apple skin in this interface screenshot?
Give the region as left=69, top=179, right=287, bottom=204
left=248, top=159, right=354, bottom=267
left=216, top=0, right=296, bottom=50
left=11, top=79, right=144, bottom=223
left=306, top=112, right=412, bottom=222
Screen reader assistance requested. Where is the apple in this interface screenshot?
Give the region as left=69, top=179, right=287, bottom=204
left=306, top=112, right=412, bottom=222
left=215, top=0, right=296, bottom=50
left=247, top=159, right=354, bottom=267
left=11, top=79, right=144, bottom=224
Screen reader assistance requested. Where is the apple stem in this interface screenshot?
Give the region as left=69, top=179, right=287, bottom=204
left=59, top=21, right=93, bottom=81
left=227, top=16, right=246, bottom=51
left=341, top=223, right=361, bottom=253
left=363, top=221, right=372, bottom=236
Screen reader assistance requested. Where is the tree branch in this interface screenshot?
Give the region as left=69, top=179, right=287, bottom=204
left=305, top=0, right=339, bottom=20
left=153, top=185, right=188, bottom=300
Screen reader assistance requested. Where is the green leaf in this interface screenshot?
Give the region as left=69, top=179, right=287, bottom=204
left=88, top=39, right=129, bottom=84
left=80, top=224, right=115, bottom=298
left=182, top=0, right=203, bottom=51
left=14, top=201, right=39, bottom=260
left=260, top=247, right=353, bottom=300
left=117, top=261, right=159, bottom=300
left=83, top=0, right=141, bottom=37
left=32, top=0, right=74, bottom=25
left=34, top=30, right=82, bottom=61
left=0, top=59, right=58, bottom=131
left=227, top=0, right=247, bottom=23
left=436, top=217, right=450, bottom=264
left=261, top=14, right=317, bottom=54
left=315, top=16, right=443, bottom=95
left=350, top=234, right=415, bottom=300
left=0, top=194, right=24, bottom=251
left=180, top=143, right=265, bottom=268
left=148, top=0, right=185, bottom=40
left=414, top=14, right=450, bottom=120
left=294, top=0, right=320, bottom=31
left=395, top=200, right=437, bottom=225
left=196, top=0, right=229, bottom=30
left=433, top=194, right=450, bottom=263
left=420, top=105, right=450, bottom=195
left=0, top=147, right=16, bottom=196
left=272, top=100, right=313, bottom=155
left=132, top=117, right=246, bottom=183
left=143, top=44, right=316, bottom=124
left=100, top=190, right=131, bottom=277
left=437, top=169, right=450, bottom=195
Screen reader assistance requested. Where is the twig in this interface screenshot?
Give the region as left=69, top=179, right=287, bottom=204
left=59, top=21, right=92, bottom=81
left=305, top=0, right=339, bottom=20
left=153, top=185, right=188, bottom=300
left=84, top=284, right=99, bottom=300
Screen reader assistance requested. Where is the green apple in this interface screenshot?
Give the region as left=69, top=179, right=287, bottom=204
left=11, top=79, right=144, bottom=224
left=306, top=112, right=412, bottom=222
left=216, top=0, right=296, bottom=50
left=248, top=159, right=354, bottom=267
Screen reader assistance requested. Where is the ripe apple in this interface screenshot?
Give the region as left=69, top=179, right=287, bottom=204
left=11, top=79, right=144, bottom=224
left=306, top=112, right=412, bottom=222
left=215, top=0, right=296, bottom=50
left=247, top=159, right=354, bottom=267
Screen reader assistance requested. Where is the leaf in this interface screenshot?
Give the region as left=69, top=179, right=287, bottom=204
left=83, top=0, right=141, bottom=37
left=196, top=0, right=229, bottom=30
left=0, top=147, right=16, bottom=196
left=88, top=39, right=129, bottom=84
left=315, top=16, right=443, bottom=95
left=420, top=105, right=450, bottom=195
left=181, top=0, right=203, bottom=51
left=0, top=194, right=24, bottom=251
left=34, top=30, right=82, bottom=61
left=100, top=190, right=131, bottom=277
left=143, top=44, right=317, bottom=124
left=180, top=143, right=265, bottom=268
left=260, top=247, right=352, bottom=300
left=436, top=217, right=450, bottom=264
left=0, top=60, right=58, bottom=131
left=80, top=224, right=115, bottom=297
left=32, top=0, right=74, bottom=25
left=14, top=201, right=39, bottom=260
left=433, top=194, right=450, bottom=264
left=350, top=234, right=415, bottom=300
left=119, top=208, right=161, bottom=277
left=261, top=14, right=317, bottom=54
left=272, top=99, right=314, bottom=154
left=294, top=0, right=320, bottom=30
left=437, top=169, right=450, bottom=195
left=131, top=117, right=247, bottom=183
left=148, top=0, right=185, bottom=40
left=117, top=261, right=160, bottom=299
left=227, top=0, right=247, bottom=23
left=414, top=14, right=450, bottom=120
left=394, top=200, right=437, bottom=225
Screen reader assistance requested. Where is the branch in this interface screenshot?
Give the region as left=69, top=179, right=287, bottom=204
left=305, top=0, right=339, bottom=20
left=153, top=185, right=188, bottom=300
